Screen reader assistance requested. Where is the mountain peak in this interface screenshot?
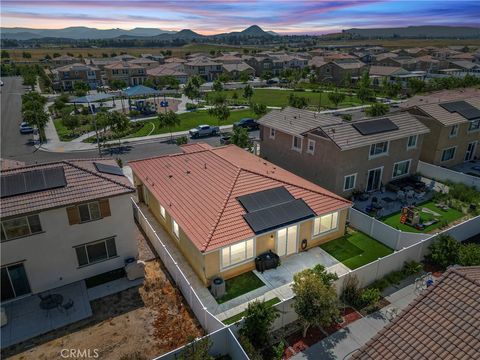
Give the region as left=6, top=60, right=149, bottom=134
left=241, top=25, right=270, bottom=36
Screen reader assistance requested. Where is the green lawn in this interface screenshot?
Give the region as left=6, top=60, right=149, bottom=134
left=222, top=297, right=281, bottom=325
left=381, top=201, right=464, bottom=233
left=215, top=272, right=265, bottom=304
left=53, top=118, right=92, bottom=141
left=207, top=89, right=364, bottom=108
left=320, top=230, right=393, bottom=269
left=125, top=108, right=258, bottom=138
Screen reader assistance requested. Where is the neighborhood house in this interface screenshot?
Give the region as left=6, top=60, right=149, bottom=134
left=129, top=143, right=351, bottom=285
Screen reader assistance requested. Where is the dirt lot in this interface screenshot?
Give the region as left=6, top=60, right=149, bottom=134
left=3, top=260, right=203, bottom=360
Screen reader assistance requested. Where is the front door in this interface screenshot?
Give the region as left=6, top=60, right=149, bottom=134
left=276, top=225, right=298, bottom=257
left=465, top=141, right=477, bottom=162
left=1, top=263, right=31, bottom=302
left=366, top=167, right=383, bottom=192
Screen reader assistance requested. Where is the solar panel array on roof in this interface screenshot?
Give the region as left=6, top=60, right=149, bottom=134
left=243, top=199, right=315, bottom=234
left=1, top=167, right=67, bottom=198
left=237, top=187, right=294, bottom=213
left=439, top=101, right=480, bottom=121
left=94, top=162, right=124, bottom=176
left=352, top=118, right=399, bottom=135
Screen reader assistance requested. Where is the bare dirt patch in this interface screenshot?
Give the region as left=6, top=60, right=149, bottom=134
left=3, top=260, right=203, bottom=360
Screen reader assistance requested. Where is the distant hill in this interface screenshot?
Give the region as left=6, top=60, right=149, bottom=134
left=343, top=26, right=480, bottom=39
left=0, top=26, right=174, bottom=40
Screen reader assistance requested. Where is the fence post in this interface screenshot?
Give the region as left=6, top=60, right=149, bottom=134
left=375, top=258, right=381, bottom=281
left=395, top=230, right=402, bottom=250
left=369, top=217, right=375, bottom=236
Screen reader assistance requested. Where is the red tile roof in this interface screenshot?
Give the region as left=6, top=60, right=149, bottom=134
left=1, top=159, right=134, bottom=218
left=129, top=144, right=351, bottom=252
left=351, top=266, right=480, bottom=360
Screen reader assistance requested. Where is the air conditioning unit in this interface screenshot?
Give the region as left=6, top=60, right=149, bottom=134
left=211, top=277, right=226, bottom=299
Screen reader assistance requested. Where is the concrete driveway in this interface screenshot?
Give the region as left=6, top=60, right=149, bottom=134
left=254, top=247, right=350, bottom=289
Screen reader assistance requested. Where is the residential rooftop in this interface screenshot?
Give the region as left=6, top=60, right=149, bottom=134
left=0, top=159, right=134, bottom=218
left=413, top=97, right=480, bottom=126
left=352, top=266, right=480, bottom=360
left=129, top=144, right=351, bottom=253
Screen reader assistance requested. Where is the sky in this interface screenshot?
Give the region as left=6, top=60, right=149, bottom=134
left=2, top=0, right=480, bottom=35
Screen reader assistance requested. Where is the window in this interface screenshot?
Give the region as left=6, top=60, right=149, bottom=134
left=307, top=139, right=315, bottom=154
left=369, top=141, right=389, bottom=158
left=75, top=237, right=117, bottom=267
left=469, top=119, right=480, bottom=132
left=292, top=136, right=302, bottom=152
left=407, top=135, right=418, bottom=149
left=172, top=219, right=179, bottom=238
left=441, top=147, right=456, bottom=162
left=78, top=202, right=101, bottom=222
left=221, top=239, right=254, bottom=268
left=343, top=174, right=357, bottom=191
left=313, top=212, right=339, bottom=236
left=450, top=124, right=459, bottom=137
left=1, top=263, right=31, bottom=301
left=1, top=215, right=42, bottom=241
left=269, top=127, right=275, bottom=139
left=160, top=205, right=166, bottom=218
left=392, top=160, right=411, bottom=179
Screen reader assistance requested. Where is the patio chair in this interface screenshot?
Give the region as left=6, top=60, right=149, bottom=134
left=406, top=190, right=415, bottom=199
left=415, top=192, right=426, bottom=201
left=396, top=190, right=405, bottom=201
left=58, top=299, right=75, bottom=315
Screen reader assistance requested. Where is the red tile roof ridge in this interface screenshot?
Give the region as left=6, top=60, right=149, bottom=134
left=201, top=168, right=242, bottom=252
left=451, top=265, right=480, bottom=285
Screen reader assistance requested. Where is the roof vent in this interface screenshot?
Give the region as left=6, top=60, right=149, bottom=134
left=186, top=170, right=191, bottom=174
left=204, top=163, right=207, bottom=169
left=168, top=175, right=173, bottom=178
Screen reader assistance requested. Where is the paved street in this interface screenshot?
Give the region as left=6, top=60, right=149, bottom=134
left=0, top=77, right=230, bottom=165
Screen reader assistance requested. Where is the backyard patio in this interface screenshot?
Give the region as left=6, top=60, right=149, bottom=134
left=450, top=159, right=480, bottom=178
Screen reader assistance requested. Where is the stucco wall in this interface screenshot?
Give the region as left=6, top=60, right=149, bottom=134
left=1, top=194, right=137, bottom=294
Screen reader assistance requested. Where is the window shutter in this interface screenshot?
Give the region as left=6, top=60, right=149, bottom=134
left=66, top=206, right=80, bottom=225
left=99, top=199, right=111, bottom=218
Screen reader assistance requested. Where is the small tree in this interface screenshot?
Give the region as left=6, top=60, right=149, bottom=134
left=1, top=50, right=9, bottom=59
left=328, top=90, right=346, bottom=108
left=61, top=109, right=79, bottom=136
left=288, top=93, right=308, bottom=109
left=108, top=111, right=130, bottom=145
left=365, top=102, right=389, bottom=117
left=239, top=299, right=279, bottom=349
left=157, top=110, right=180, bottom=142
left=231, top=126, right=251, bottom=149
left=208, top=103, right=230, bottom=128
left=250, top=102, right=268, bottom=118
left=212, top=79, right=223, bottom=92
left=429, top=234, right=460, bottom=268
left=458, top=243, right=480, bottom=266
left=243, top=84, right=253, bottom=100
left=73, top=81, right=90, bottom=97
left=184, top=78, right=201, bottom=101
left=239, top=72, right=250, bottom=83
left=109, top=79, right=127, bottom=90
left=292, top=268, right=339, bottom=337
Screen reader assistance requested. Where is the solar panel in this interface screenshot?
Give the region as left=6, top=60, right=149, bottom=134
left=439, top=101, right=480, bottom=121
left=94, top=162, right=124, bottom=176
left=243, top=199, right=315, bottom=234
left=352, top=118, right=399, bottom=135
left=237, top=187, right=294, bottom=213
left=0, top=167, right=66, bottom=198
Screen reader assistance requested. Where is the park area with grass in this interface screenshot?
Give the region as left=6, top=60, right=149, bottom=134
left=320, top=229, right=393, bottom=269
left=207, top=88, right=364, bottom=108
left=214, top=271, right=265, bottom=304
left=381, top=201, right=464, bottom=233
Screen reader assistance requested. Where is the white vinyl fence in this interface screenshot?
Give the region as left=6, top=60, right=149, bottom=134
left=132, top=200, right=224, bottom=334
left=349, top=208, right=431, bottom=250
left=417, top=161, right=480, bottom=190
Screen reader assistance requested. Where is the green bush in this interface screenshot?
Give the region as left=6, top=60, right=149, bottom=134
left=384, top=270, right=405, bottom=285
left=458, top=243, right=480, bottom=266
left=368, top=278, right=389, bottom=292
left=186, top=103, right=198, bottom=111
left=428, top=234, right=460, bottom=268
left=341, top=114, right=352, bottom=121
left=342, top=275, right=361, bottom=306
left=176, top=136, right=188, bottom=146
left=359, top=288, right=381, bottom=308
left=402, top=260, right=423, bottom=276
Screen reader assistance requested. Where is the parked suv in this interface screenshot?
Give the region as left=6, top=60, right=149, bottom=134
left=233, top=118, right=259, bottom=131
left=189, top=124, right=220, bottom=138
left=19, top=122, right=34, bottom=134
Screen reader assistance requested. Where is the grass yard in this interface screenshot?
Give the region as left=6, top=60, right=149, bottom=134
left=222, top=297, right=281, bottom=325
left=53, top=118, right=92, bottom=141
left=215, top=272, right=265, bottom=304
left=208, top=89, right=363, bottom=109
left=320, top=230, right=393, bottom=269
left=125, top=108, right=258, bottom=138
left=381, top=201, right=464, bottom=233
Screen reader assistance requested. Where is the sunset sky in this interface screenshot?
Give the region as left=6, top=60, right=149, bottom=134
left=2, top=0, right=480, bottom=34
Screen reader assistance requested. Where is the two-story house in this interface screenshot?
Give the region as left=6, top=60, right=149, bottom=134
left=130, top=143, right=351, bottom=285
left=104, top=61, right=147, bottom=86
left=407, top=98, right=480, bottom=167
left=1, top=159, right=136, bottom=302
left=258, top=107, right=430, bottom=196
left=314, top=59, right=367, bottom=85
left=184, top=57, right=223, bottom=81
left=54, top=63, right=102, bottom=90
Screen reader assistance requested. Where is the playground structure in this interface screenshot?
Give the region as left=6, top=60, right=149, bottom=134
left=400, top=205, right=440, bottom=230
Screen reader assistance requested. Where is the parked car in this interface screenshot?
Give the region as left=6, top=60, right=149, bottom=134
left=189, top=124, right=220, bottom=138
left=19, top=122, right=34, bottom=134
left=233, top=118, right=259, bottom=131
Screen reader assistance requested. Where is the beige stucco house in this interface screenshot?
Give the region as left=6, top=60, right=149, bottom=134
left=258, top=107, right=430, bottom=196
left=129, top=143, right=351, bottom=285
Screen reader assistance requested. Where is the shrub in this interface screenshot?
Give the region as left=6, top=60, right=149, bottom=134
left=402, top=260, right=423, bottom=276
left=428, top=234, right=460, bottom=268
left=458, top=243, right=480, bottom=266
left=186, top=103, right=198, bottom=111
left=384, top=270, right=405, bottom=285
left=176, top=136, right=188, bottom=146
left=359, top=288, right=381, bottom=308
left=368, top=278, right=389, bottom=292
left=341, top=113, right=352, bottom=121
left=342, top=274, right=361, bottom=306
left=238, top=335, right=263, bottom=360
